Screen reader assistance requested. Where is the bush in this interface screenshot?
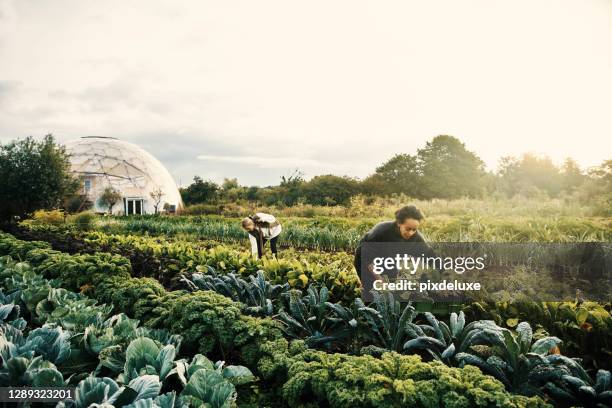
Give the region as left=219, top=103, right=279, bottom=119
left=29, top=209, right=66, bottom=226
left=182, top=203, right=225, bottom=215
left=0, top=135, right=79, bottom=222
left=68, top=211, right=96, bottom=231
left=64, top=193, right=93, bottom=214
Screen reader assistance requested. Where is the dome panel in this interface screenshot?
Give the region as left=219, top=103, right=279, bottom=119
left=65, top=137, right=183, bottom=215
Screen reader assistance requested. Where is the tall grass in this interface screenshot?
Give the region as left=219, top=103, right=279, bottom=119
left=183, top=194, right=604, bottom=219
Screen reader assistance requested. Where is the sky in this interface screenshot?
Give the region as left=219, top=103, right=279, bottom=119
left=0, top=0, right=611, bottom=187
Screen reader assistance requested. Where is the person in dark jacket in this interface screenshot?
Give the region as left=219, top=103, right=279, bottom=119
left=354, top=205, right=434, bottom=289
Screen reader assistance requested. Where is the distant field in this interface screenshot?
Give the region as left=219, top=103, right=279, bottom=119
left=93, top=199, right=612, bottom=251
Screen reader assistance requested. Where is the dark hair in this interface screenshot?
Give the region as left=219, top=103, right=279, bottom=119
left=394, top=205, right=424, bottom=223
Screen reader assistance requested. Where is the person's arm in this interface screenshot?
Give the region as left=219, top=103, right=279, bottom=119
left=411, top=231, right=436, bottom=256
left=410, top=231, right=443, bottom=272
left=355, top=226, right=383, bottom=287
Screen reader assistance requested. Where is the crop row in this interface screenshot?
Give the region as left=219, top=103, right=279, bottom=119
left=0, top=232, right=554, bottom=407
left=0, top=256, right=257, bottom=407
left=11, top=224, right=360, bottom=302
left=92, top=214, right=612, bottom=251
left=3, top=232, right=612, bottom=406
left=9, top=224, right=612, bottom=373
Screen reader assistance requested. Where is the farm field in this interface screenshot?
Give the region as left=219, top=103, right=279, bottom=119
left=1, top=198, right=611, bottom=407
left=3, top=2, right=612, bottom=405
left=94, top=211, right=611, bottom=252
left=87, top=197, right=611, bottom=251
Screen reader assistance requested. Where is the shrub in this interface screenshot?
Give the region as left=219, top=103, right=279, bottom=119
left=0, top=134, right=79, bottom=222
left=29, top=209, right=66, bottom=226
left=68, top=211, right=96, bottom=231
left=183, top=203, right=225, bottom=216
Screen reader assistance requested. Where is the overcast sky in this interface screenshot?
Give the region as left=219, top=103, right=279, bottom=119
left=1, top=0, right=611, bottom=186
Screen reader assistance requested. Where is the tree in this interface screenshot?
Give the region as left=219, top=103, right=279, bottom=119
left=276, top=169, right=305, bottom=206
left=149, top=188, right=165, bottom=214
left=498, top=153, right=562, bottom=197
left=561, top=158, right=585, bottom=193
left=578, top=159, right=612, bottom=216
left=180, top=176, right=219, bottom=205
left=98, top=187, right=122, bottom=215
left=0, top=134, right=79, bottom=222
left=219, top=178, right=246, bottom=201
left=417, top=135, right=486, bottom=199
left=221, top=178, right=239, bottom=190
left=374, top=154, right=421, bottom=196
left=359, top=174, right=388, bottom=196
left=64, top=193, right=93, bottom=214
left=245, top=186, right=260, bottom=201
left=302, top=175, right=361, bottom=206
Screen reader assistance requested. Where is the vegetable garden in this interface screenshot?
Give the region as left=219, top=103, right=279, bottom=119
left=0, top=209, right=611, bottom=407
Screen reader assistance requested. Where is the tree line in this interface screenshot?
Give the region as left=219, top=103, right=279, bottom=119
left=181, top=135, right=611, bottom=212
left=1, top=134, right=610, bottom=222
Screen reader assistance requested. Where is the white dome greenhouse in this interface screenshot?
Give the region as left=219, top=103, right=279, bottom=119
left=65, top=136, right=183, bottom=215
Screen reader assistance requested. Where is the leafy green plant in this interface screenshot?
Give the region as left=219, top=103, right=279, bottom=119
left=34, top=287, right=112, bottom=330
left=277, top=286, right=351, bottom=349
left=257, top=338, right=550, bottom=407
left=69, top=211, right=96, bottom=231
left=0, top=253, right=257, bottom=407
left=453, top=320, right=605, bottom=406
left=119, top=337, right=177, bottom=384
left=182, top=269, right=290, bottom=316
left=175, top=354, right=255, bottom=408
left=402, top=311, right=500, bottom=364
left=463, top=299, right=612, bottom=371
left=356, top=292, right=417, bottom=352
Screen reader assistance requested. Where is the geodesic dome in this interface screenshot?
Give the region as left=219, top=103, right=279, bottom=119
left=65, top=136, right=183, bottom=215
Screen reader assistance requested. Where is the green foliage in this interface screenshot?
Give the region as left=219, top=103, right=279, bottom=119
left=358, top=292, right=417, bottom=352
left=301, top=174, right=361, bottom=206
left=29, top=209, right=66, bottom=226
left=374, top=153, right=421, bottom=196
left=1, top=231, right=606, bottom=407
left=98, top=187, right=122, bottom=214
left=277, top=286, right=351, bottom=349
left=463, top=300, right=612, bottom=371
left=180, top=176, right=219, bottom=205
left=363, top=136, right=488, bottom=199
left=69, top=211, right=96, bottom=231
left=63, top=193, right=94, bottom=214
left=0, top=235, right=51, bottom=261
left=19, top=227, right=360, bottom=300
left=182, top=269, right=290, bottom=316
left=579, top=159, right=612, bottom=216
left=498, top=154, right=563, bottom=198
left=87, top=212, right=611, bottom=255
left=257, top=339, right=549, bottom=407
left=0, top=134, right=79, bottom=222
left=417, top=135, right=486, bottom=199
left=0, top=254, right=256, bottom=407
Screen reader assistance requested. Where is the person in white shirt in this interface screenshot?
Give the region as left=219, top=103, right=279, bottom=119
left=241, top=212, right=282, bottom=258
